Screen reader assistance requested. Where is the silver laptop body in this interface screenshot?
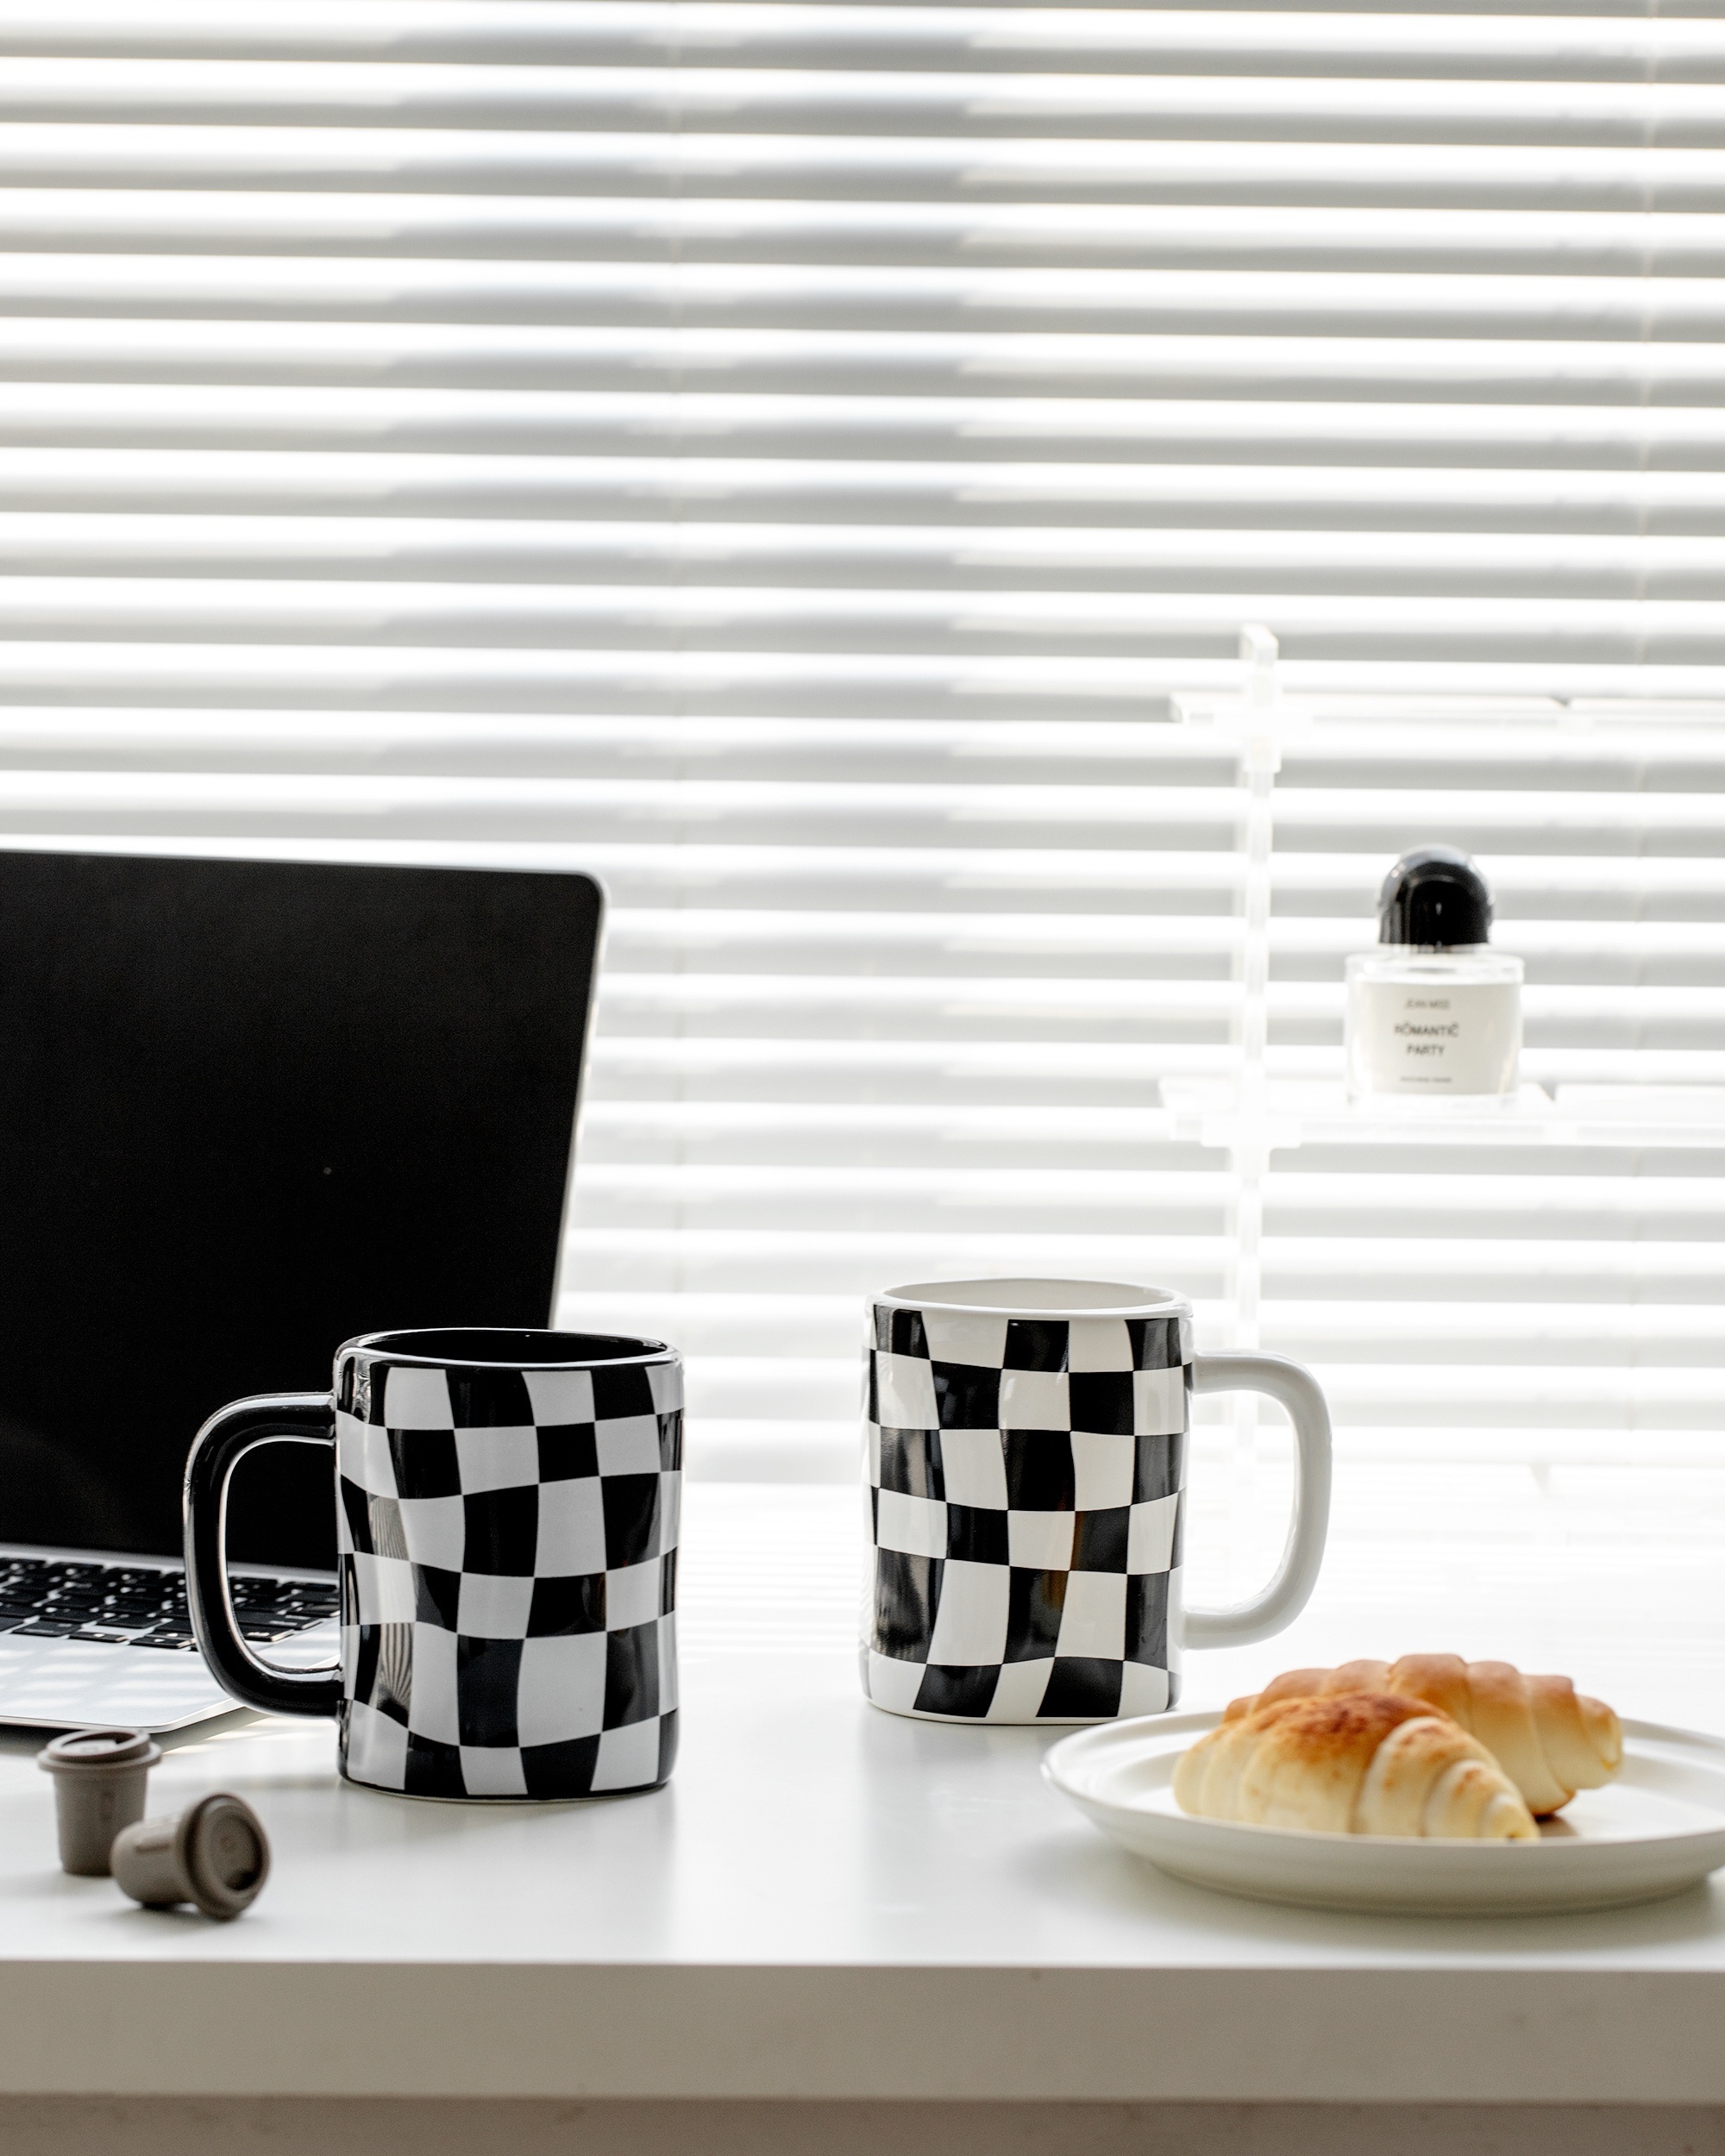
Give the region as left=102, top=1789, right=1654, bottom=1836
left=0, top=1542, right=333, bottom=1733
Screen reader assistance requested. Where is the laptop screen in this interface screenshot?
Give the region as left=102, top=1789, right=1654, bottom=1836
left=0, top=849, right=600, bottom=1569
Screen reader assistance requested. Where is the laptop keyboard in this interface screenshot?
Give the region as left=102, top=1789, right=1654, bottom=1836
left=0, top=1557, right=338, bottom=1650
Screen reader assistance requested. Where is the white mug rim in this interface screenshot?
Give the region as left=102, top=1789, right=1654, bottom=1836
left=875, top=1277, right=1189, bottom=1322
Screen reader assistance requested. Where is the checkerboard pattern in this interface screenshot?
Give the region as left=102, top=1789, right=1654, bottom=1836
left=333, top=1350, right=681, bottom=1799
left=862, top=1302, right=1189, bottom=1723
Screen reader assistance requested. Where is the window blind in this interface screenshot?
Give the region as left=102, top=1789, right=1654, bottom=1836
left=3, top=1, right=1724, bottom=1589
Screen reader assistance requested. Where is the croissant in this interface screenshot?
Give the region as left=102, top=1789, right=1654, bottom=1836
left=1176, top=1690, right=1539, bottom=1839
left=1223, top=1655, right=1622, bottom=1816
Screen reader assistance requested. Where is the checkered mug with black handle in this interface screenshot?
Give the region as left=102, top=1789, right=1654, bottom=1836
left=184, top=1328, right=681, bottom=1799
left=863, top=1281, right=1331, bottom=1724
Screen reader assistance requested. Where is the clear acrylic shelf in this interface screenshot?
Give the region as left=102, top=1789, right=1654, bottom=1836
left=1158, top=1080, right=1725, bottom=1151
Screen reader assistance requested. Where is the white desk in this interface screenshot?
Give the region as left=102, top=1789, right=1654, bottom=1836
left=0, top=1486, right=1720, bottom=2152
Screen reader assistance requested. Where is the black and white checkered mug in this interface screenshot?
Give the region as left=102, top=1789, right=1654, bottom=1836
left=863, top=1280, right=1332, bottom=1724
left=184, top=1328, right=681, bottom=1799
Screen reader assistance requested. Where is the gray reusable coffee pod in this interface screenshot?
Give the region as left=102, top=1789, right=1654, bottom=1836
left=37, top=1728, right=163, bottom=1877
left=111, top=1792, right=270, bottom=1921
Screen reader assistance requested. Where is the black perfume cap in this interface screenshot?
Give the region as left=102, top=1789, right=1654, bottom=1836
left=1377, top=846, right=1492, bottom=948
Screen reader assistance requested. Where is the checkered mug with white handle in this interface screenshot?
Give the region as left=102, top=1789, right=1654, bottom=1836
left=862, top=1281, right=1331, bottom=1724
left=184, top=1327, right=681, bottom=1799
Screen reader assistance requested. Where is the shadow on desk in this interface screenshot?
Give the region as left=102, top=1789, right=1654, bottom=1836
left=0, top=2096, right=1718, bottom=2156
left=1021, top=1820, right=1725, bottom=1956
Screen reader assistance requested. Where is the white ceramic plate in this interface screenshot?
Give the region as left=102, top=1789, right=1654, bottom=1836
left=1043, top=1710, right=1725, bottom=1915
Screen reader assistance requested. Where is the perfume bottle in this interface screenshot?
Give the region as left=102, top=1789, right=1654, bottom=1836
left=1345, top=847, right=1522, bottom=1100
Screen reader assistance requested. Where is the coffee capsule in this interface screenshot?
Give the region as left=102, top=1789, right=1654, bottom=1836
left=37, top=1728, right=163, bottom=1877
left=111, top=1792, right=270, bottom=1921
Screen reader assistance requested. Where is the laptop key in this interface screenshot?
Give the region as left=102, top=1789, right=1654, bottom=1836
left=0, top=1557, right=327, bottom=1658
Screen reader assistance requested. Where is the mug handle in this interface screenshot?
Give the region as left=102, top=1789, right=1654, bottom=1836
left=1180, top=1352, right=1333, bottom=1650
left=183, top=1393, right=344, bottom=1716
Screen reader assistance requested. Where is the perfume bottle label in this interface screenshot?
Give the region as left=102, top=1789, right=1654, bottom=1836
left=1346, top=979, right=1521, bottom=1095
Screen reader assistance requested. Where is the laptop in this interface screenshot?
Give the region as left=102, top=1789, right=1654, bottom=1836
left=0, top=846, right=601, bottom=1732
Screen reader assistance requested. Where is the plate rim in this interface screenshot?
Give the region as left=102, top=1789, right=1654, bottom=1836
left=1042, top=1708, right=1725, bottom=1857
